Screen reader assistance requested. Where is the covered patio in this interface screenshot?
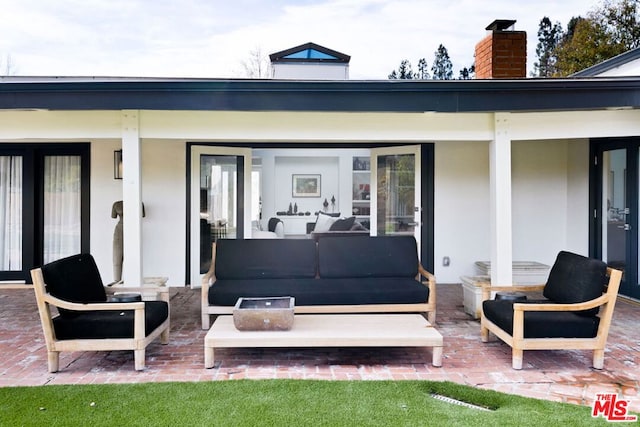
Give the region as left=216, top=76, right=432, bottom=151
left=1, top=283, right=638, bottom=413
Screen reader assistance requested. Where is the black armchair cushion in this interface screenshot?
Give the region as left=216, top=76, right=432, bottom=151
left=482, top=300, right=600, bottom=338
left=318, top=235, right=419, bottom=278
left=215, top=239, right=317, bottom=280
left=52, top=301, right=169, bottom=340
left=542, top=251, right=607, bottom=317
left=41, top=254, right=107, bottom=318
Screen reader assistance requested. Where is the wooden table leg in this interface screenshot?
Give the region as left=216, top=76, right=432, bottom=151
left=432, top=345, right=443, bottom=367
left=204, top=345, right=214, bottom=368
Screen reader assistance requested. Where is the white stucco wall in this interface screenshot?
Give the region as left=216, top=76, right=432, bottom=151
left=274, top=157, right=339, bottom=216
left=140, top=140, right=186, bottom=285
left=90, top=139, right=185, bottom=286
left=90, top=140, right=127, bottom=283
left=434, top=138, right=591, bottom=283
left=434, top=141, right=491, bottom=283
left=512, top=139, right=590, bottom=268
left=512, top=140, right=567, bottom=268
left=566, top=139, right=591, bottom=253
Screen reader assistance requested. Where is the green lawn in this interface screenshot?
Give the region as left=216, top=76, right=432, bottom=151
left=0, top=380, right=630, bottom=426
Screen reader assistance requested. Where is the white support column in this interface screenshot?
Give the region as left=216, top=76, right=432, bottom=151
left=489, top=113, right=513, bottom=285
left=121, top=110, right=143, bottom=286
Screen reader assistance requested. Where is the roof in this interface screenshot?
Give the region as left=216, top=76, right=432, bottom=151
left=269, top=42, right=350, bottom=63
left=572, top=47, right=640, bottom=77
left=1, top=76, right=639, bottom=113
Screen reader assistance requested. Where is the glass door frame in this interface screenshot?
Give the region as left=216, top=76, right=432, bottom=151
left=591, top=137, right=640, bottom=299
left=187, top=145, right=252, bottom=287
left=370, top=145, right=422, bottom=250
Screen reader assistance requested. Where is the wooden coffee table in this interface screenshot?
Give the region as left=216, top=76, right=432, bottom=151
left=204, top=314, right=443, bottom=368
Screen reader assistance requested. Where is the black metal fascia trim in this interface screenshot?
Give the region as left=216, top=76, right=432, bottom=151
left=1, top=78, right=639, bottom=113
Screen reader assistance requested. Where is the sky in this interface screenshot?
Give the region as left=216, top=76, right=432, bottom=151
left=0, top=0, right=604, bottom=80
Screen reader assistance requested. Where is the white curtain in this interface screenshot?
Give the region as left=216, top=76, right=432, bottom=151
left=43, top=156, right=81, bottom=263
left=0, top=156, right=22, bottom=270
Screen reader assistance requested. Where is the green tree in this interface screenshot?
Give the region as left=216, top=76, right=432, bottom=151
left=416, top=58, right=430, bottom=79
left=431, top=44, right=453, bottom=80
left=389, top=45, right=472, bottom=80
left=565, top=16, right=582, bottom=40
left=533, top=17, right=563, bottom=77
left=599, top=0, right=640, bottom=49
left=458, top=64, right=475, bottom=80
left=554, top=17, right=625, bottom=75
left=551, top=0, right=639, bottom=76
left=388, top=60, right=415, bottom=79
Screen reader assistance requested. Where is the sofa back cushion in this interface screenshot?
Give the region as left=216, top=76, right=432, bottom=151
left=215, top=239, right=317, bottom=279
left=543, top=251, right=607, bottom=316
left=41, top=253, right=107, bottom=318
left=318, top=235, right=419, bottom=278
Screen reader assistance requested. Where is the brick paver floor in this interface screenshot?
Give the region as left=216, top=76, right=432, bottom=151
left=1, top=283, right=638, bottom=412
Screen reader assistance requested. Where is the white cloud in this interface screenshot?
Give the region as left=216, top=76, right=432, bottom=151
left=0, top=0, right=601, bottom=78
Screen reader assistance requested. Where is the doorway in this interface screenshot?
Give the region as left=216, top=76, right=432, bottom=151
left=592, top=138, right=640, bottom=300
left=187, top=143, right=434, bottom=286
left=188, top=145, right=252, bottom=286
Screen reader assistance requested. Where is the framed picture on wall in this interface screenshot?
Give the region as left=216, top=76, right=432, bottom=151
left=292, top=174, right=321, bottom=197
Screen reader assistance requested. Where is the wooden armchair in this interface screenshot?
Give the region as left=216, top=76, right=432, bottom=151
left=480, top=251, right=622, bottom=370
left=31, top=254, right=170, bottom=372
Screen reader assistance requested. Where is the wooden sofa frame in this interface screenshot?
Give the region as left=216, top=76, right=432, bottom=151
left=201, top=242, right=437, bottom=330
left=480, top=267, right=622, bottom=370
left=31, top=268, right=170, bottom=372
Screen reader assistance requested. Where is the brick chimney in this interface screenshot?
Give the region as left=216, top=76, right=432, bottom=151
left=475, top=19, right=526, bottom=79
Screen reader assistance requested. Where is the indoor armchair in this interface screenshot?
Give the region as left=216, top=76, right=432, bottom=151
left=31, top=254, right=170, bottom=372
left=480, top=251, right=622, bottom=370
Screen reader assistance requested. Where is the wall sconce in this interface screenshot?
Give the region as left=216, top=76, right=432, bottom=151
left=114, top=150, right=123, bottom=180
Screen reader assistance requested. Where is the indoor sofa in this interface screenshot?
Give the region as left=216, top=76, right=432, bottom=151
left=201, top=235, right=436, bottom=329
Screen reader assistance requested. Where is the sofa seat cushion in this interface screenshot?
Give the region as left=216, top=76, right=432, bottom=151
left=482, top=300, right=600, bottom=338
left=310, top=278, right=429, bottom=305
left=215, top=239, right=317, bottom=280
left=209, top=277, right=428, bottom=307
left=318, top=235, right=419, bottom=278
left=209, top=279, right=318, bottom=306
left=52, top=301, right=168, bottom=340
